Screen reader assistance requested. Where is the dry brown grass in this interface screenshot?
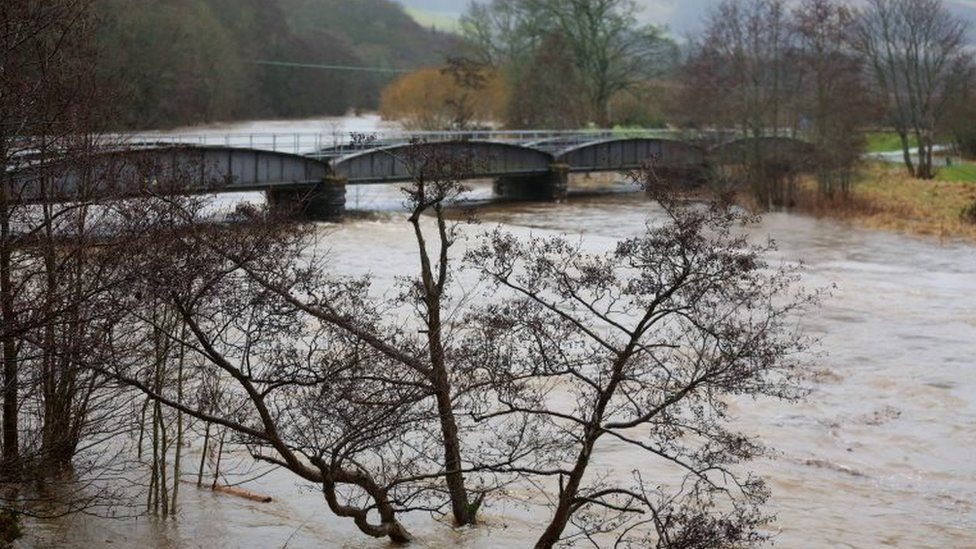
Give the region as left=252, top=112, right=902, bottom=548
left=791, top=163, right=976, bottom=241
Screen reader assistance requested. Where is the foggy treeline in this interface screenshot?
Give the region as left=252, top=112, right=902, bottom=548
left=95, top=0, right=457, bottom=128
left=382, top=0, right=974, bottom=188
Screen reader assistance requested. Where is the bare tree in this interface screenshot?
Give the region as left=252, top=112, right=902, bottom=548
left=851, top=0, right=972, bottom=179
left=505, top=33, right=589, bottom=129
left=466, top=181, right=816, bottom=548
left=101, top=201, right=423, bottom=541
left=679, top=0, right=805, bottom=209
left=462, top=0, right=675, bottom=126
left=99, top=143, right=554, bottom=541
left=1, top=0, right=126, bottom=484
left=792, top=0, right=873, bottom=197
left=440, top=56, right=494, bottom=131
left=681, top=0, right=798, bottom=138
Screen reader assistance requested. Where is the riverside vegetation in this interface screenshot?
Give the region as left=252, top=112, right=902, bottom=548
left=3, top=0, right=976, bottom=546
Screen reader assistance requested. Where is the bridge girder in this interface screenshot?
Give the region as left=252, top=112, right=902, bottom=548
left=331, top=140, right=555, bottom=184
left=8, top=145, right=329, bottom=202
left=6, top=136, right=822, bottom=205
left=555, top=138, right=707, bottom=173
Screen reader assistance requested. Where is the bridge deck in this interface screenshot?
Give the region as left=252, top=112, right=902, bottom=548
left=6, top=131, right=814, bottom=202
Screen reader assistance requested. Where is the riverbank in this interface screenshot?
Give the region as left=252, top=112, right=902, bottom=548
left=793, top=161, right=976, bottom=241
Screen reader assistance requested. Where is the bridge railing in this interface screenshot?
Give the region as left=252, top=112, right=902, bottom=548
left=119, top=129, right=683, bottom=157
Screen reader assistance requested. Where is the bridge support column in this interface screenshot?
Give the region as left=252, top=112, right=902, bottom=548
left=266, top=175, right=346, bottom=221
left=492, top=164, right=569, bottom=202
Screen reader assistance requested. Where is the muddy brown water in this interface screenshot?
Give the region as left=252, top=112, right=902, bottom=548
left=23, top=181, right=976, bottom=548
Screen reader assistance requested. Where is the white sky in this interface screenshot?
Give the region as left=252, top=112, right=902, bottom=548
left=398, top=0, right=976, bottom=39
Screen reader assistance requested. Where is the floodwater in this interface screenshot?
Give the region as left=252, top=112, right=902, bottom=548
left=22, top=117, right=976, bottom=548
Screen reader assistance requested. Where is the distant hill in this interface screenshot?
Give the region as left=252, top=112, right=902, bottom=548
left=97, top=0, right=457, bottom=129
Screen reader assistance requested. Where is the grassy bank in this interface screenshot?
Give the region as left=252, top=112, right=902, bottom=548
left=865, top=131, right=920, bottom=153
left=794, top=161, right=976, bottom=241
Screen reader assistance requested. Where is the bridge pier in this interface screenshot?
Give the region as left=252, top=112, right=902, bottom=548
left=493, top=164, right=569, bottom=202
left=266, top=175, right=346, bottom=221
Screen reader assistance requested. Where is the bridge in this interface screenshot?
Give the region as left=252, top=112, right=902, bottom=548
left=6, top=130, right=814, bottom=220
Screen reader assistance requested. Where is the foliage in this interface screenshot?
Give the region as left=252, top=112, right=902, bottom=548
left=379, top=65, right=508, bottom=130
left=0, top=510, right=21, bottom=545
left=608, top=82, right=671, bottom=129
left=961, top=200, right=976, bottom=224
left=946, top=78, right=976, bottom=158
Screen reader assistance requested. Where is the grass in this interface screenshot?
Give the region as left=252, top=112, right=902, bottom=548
left=795, top=161, right=976, bottom=241
left=865, top=131, right=920, bottom=153
left=935, top=161, right=976, bottom=182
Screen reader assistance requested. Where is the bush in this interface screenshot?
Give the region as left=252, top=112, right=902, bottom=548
left=379, top=65, right=508, bottom=130
left=960, top=200, right=976, bottom=224
left=0, top=510, right=22, bottom=545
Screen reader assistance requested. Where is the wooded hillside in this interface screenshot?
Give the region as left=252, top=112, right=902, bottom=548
left=96, top=0, right=456, bottom=129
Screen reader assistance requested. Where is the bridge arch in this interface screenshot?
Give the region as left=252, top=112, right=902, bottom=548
left=555, top=138, right=706, bottom=172
left=9, top=145, right=330, bottom=201
left=331, top=141, right=555, bottom=184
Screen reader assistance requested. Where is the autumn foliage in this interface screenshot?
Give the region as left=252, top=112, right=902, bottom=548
left=379, top=65, right=508, bottom=130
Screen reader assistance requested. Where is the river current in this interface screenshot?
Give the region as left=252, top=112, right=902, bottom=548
left=25, top=117, right=976, bottom=548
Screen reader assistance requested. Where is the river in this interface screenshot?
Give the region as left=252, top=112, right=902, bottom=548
left=24, top=117, right=976, bottom=548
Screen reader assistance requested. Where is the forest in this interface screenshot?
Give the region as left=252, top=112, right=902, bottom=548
left=95, top=0, right=456, bottom=128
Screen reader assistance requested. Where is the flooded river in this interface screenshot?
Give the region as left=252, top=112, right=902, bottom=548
left=25, top=117, right=976, bottom=548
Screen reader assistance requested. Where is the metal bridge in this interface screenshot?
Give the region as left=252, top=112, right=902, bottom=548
left=6, top=130, right=815, bottom=218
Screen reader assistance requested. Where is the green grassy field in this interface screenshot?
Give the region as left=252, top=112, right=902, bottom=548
left=937, top=161, right=976, bottom=182
left=865, top=131, right=920, bottom=153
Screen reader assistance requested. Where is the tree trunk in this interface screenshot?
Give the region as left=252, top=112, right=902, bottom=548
left=534, top=433, right=597, bottom=549
left=0, top=199, right=18, bottom=476
left=426, top=304, right=472, bottom=526
left=411, top=210, right=473, bottom=527
left=434, top=380, right=471, bottom=526
left=898, top=130, right=916, bottom=177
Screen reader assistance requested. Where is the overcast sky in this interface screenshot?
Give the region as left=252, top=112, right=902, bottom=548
left=398, top=0, right=976, bottom=39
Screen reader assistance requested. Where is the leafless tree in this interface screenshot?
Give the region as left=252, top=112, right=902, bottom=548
left=1, top=0, right=128, bottom=482
left=440, top=56, right=494, bottom=131
left=681, top=0, right=798, bottom=137
left=678, top=0, right=813, bottom=209
left=462, top=0, right=675, bottom=126
left=851, top=0, right=972, bottom=179
left=505, top=33, right=589, bottom=129
left=98, top=143, right=552, bottom=542
left=792, top=0, right=874, bottom=197
left=466, top=180, right=817, bottom=548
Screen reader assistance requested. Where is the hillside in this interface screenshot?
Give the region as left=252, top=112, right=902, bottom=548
left=96, top=0, right=458, bottom=129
